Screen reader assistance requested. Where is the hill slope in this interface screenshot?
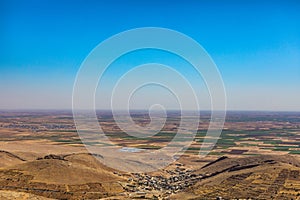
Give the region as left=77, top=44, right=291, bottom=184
left=0, top=153, right=125, bottom=199
left=175, top=155, right=300, bottom=199
left=1, top=151, right=300, bottom=199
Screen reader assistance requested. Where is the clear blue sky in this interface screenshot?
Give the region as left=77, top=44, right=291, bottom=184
left=0, top=0, right=299, bottom=110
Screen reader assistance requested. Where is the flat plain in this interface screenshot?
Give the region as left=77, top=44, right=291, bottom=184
left=0, top=110, right=300, bottom=199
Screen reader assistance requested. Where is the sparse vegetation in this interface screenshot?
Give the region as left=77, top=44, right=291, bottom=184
left=0, top=111, right=299, bottom=199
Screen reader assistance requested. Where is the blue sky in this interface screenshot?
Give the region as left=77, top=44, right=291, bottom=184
left=0, top=0, right=299, bottom=110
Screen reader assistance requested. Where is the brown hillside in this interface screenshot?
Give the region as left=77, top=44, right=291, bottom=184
left=0, top=153, right=126, bottom=199
left=178, top=155, right=300, bottom=199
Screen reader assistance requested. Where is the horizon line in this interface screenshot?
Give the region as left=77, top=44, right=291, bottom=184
left=0, top=109, right=300, bottom=113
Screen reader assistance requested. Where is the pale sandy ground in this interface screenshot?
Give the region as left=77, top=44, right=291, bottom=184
left=0, top=190, right=52, bottom=200
left=0, top=141, right=87, bottom=160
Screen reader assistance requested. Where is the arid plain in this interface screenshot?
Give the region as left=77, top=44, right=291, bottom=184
left=0, top=111, right=300, bottom=199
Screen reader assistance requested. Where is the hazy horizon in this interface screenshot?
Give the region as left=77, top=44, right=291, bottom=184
left=1, top=109, right=300, bottom=113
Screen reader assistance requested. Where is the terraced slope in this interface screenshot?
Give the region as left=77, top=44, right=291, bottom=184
left=182, top=155, right=300, bottom=199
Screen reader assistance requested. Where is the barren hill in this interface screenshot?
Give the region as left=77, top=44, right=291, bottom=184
left=175, top=155, right=300, bottom=199
left=1, top=150, right=300, bottom=199
left=0, top=151, right=26, bottom=168
left=0, top=153, right=126, bottom=199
